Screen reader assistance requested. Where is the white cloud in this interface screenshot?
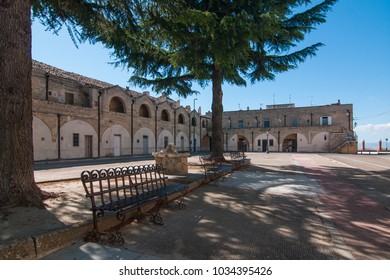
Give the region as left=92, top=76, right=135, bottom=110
left=355, top=123, right=390, bottom=143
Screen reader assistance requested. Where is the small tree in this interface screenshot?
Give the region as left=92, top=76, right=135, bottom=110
left=86, top=0, right=337, bottom=158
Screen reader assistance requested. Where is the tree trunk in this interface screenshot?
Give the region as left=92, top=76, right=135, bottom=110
left=211, top=66, right=224, bottom=159
left=0, top=0, right=44, bottom=207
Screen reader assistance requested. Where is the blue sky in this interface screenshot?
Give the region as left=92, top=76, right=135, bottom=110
left=31, top=0, right=390, bottom=144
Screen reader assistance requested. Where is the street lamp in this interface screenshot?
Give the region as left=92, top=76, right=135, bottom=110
left=266, top=131, right=269, bottom=154
left=193, top=98, right=197, bottom=152
left=386, top=138, right=388, bottom=151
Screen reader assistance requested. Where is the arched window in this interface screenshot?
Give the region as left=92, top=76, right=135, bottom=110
left=178, top=113, right=184, bottom=124
left=192, top=117, right=197, bottom=127
left=109, top=97, right=125, bottom=113
left=139, top=104, right=150, bottom=118
left=161, top=110, right=170, bottom=121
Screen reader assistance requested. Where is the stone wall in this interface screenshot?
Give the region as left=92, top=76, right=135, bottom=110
left=222, top=103, right=355, bottom=153
left=32, top=60, right=356, bottom=160
left=32, top=61, right=211, bottom=161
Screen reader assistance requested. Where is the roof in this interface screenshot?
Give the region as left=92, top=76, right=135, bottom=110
left=32, top=60, right=113, bottom=89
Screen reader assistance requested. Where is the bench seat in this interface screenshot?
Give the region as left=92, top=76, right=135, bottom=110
left=81, top=164, right=188, bottom=243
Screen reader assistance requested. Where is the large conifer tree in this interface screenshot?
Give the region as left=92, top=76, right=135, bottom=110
left=0, top=0, right=336, bottom=207
left=0, top=0, right=103, bottom=207
left=87, top=0, right=337, bottom=158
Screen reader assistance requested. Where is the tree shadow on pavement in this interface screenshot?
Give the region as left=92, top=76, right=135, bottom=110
left=295, top=164, right=390, bottom=260
left=119, top=179, right=342, bottom=260
left=0, top=179, right=90, bottom=248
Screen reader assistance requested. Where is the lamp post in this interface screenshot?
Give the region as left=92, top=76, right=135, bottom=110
left=45, top=72, right=50, bottom=101
left=155, top=105, right=158, bottom=152
left=193, top=98, right=197, bottom=152
left=386, top=138, right=388, bottom=151
left=266, top=131, right=269, bottom=154
left=131, top=99, right=135, bottom=155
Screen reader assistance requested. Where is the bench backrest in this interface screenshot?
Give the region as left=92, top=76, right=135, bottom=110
left=199, top=155, right=211, bottom=165
left=81, top=164, right=167, bottom=209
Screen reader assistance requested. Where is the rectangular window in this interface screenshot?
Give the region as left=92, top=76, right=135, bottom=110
left=238, top=120, right=244, bottom=128
left=291, top=117, right=298, bottom=127
left=264, top=118, right=270, bottom=128
left=73, top=133, right=79, bottom=147
left=258, top=139, right=261, bottom=146
left=269, top=139, right=274, bottom=146
left=320, top=116, right=332, bottom=126
left=164, top=136, right=169, bottom=149
left=65, top=92, right=74, bottom=105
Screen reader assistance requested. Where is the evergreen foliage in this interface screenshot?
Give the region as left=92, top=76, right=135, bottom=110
left=31, top=0, right=337, bottom=157
left=31, top=1, right=337, bottom=97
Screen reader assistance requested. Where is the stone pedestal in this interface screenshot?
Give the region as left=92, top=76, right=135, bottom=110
left=153, top=144, right=189, bottom=175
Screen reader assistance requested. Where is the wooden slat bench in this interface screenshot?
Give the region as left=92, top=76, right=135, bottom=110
left=81, top=164, right=188, bottom=244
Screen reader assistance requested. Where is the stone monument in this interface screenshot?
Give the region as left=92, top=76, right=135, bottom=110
left=152, top=144, right=189, bottom=175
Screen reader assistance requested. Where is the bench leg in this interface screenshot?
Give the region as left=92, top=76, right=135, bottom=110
left=85, top=209, right=125, bottom=245
left=145, top=200, right=164, bottom=225
left=149, top=212, right=163, bottom=225
left=173, top=188, right=188, bottom=210
left=84, top=230, right=125, bottom=245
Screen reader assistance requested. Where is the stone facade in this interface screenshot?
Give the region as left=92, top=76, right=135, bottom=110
left=32, top=60, right=211, bottom=161
left=32, top=60, right=356, bottom=161
left=217, top=103, right=356, bottom=153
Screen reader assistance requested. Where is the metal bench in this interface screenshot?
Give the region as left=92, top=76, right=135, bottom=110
left=81, top=164, right=188, bottom=244
left=199, top=156, right=232, bottom=181
left=224, top=151, right=247, bottom=161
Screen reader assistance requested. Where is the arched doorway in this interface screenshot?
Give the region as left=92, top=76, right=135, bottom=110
left=237, top=135, right=249, bottom=152
left=283, top=133, right=298, bottom=152
left=201, top=136, right=211, bottom=151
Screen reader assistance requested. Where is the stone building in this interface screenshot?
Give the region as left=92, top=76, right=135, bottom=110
left=218, top=102, right=357, bottom=153
left=32, top=60, right=211, bottom=161
left=32, top=60, right=356, bottom=161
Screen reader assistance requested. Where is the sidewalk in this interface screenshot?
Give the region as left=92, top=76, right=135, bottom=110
left=0, top=155, right=246, bottom=259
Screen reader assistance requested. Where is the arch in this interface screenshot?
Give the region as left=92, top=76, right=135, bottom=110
left=201, top=136, right=211, bottom=151
left=134, top=127, right=154, bottom=154
left=175, top=131, right=189, bottom=152
left=33, top=116, right=57, bottom=161
left=283, top=133, right=298, bottom=152
left=178, top=113, right=185, bottom=124
left=109, top=96, right=125, bottom=113
left=192, top=116, right=197, bottom=126
left=237, top=135, right=249, bottom=152
left=60, top=120, right=98, bottom=159
left=253, top=133, right=277, bottom=152
left=310, top=132, right=330, bottom=152
left=157, top=130, right=174, bottom=151
left=139, top=104, right=151, bottom=118
left=226, top=134, right=249, bottom=152
left=161, top=109, right=170, bottom=122
left=101, top=125, right=131, bottom=157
